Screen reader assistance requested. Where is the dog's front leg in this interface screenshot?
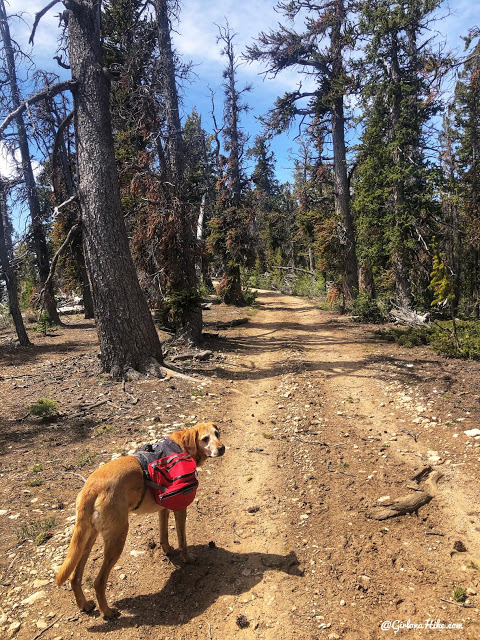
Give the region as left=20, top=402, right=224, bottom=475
left=159, top=508, right=174, bottom=555
left=174, top=509, right=195, bottom=563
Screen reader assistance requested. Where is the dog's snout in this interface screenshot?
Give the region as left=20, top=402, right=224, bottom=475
left=217, top=444, right=225, bottom=456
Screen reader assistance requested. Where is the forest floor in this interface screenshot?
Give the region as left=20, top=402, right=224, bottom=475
left=1, top=290, right=480, bottom=640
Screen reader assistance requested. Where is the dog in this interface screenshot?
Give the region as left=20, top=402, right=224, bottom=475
left=56, top=422, right=225, bottom=619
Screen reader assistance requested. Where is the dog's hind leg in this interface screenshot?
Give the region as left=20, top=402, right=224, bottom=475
left=159, top=508, right=174, bottom=555
left=70, top=529, right=98, bottom=613
left=174, top=509, right=195, bottom=563
left=94, top=521, right=128, bottom=619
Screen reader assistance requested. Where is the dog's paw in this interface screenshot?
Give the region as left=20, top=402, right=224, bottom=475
left=102, top=607, right=120, bottom=620
left=181, top=551, right=197, bottom=564
left=161, top=543, right=175, bottom=555
left=81, top=600, right=96, bottom=614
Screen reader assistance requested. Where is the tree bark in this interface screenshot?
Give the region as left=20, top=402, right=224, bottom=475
left=50, top=105, right=94, bottom=319
left=67, top=0, right=164, bottom=377
left=0, top=182, right=31, bottom=346
left=390, top=31, right=412, bottom=307
left=330, top=0, right=358, bottom=307
left=331, top=95, right=358, bottom=307
left=0, top=0, right=61, bottom=324
left=154, top=0, right=202, bottom=342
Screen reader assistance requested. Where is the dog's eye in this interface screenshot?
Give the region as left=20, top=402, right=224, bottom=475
left=202, top=436, right=210, bottom=443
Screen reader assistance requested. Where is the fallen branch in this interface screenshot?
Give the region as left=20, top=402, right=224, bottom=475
left=293, top=435, right=328, bottom=446
left=401, top=427, right=418, bottom=442
left=389, top=307, right=429, bottom=326
left=271, top=266, right=315, bottom=276
left=30, top=617, right=59, bottom=640
left=62, top=471, right=86, bottom=484
left=439, top=598, right=474, bottom=609
left=367, top=470, right=443, bottom=520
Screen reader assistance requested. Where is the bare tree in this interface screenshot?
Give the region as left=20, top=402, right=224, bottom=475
left=0, top=179, right=30, bottom=345
left=0, top=0, right=61, bottom=323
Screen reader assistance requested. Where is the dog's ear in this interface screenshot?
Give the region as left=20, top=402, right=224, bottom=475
left=181, top=427, right=198, bottom=459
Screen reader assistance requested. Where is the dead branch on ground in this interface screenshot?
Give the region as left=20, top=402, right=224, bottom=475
left=367, top=469, right=443, bottom=520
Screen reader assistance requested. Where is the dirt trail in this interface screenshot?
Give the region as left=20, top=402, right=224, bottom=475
left=1, top=290, right=480, bottom=639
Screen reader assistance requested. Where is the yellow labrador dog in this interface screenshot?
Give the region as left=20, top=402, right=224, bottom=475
left=56, top=422, right=224, bottom=618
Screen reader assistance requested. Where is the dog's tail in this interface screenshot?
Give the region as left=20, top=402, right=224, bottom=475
left=56, top=487, right=97, bottom=586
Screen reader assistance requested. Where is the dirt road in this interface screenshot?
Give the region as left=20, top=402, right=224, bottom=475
left=1, top=290, right=479, bottom=639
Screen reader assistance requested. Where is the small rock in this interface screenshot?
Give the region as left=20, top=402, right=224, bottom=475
left=33, top=579, right=50, bottom=588
left=453, top=540, right=467, bottom=552
left=36, top=619, right=48, bottom=630
left=247, top=506, right=260, bottom=514
left=7, top=621, right=21, bottom=637
left=464, top=429, right=480, bottom=438
left=21, top=590, right=47, bottom=605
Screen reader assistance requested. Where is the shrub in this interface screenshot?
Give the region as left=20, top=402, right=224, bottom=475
left=350, top=293, right=387, bottom=323
left=28, top=398, right=59, bottom=420
left=35, top=312, right=55, bottom=336
left=375, top=320, right=480, bottom=360
left=452, top=587, right=467, bottom=603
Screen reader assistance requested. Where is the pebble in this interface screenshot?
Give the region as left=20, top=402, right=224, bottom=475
left=7, top=621, right=21, bottom=637
left=20, top=590, right=47, bottom=605
left=464, top=429, right=480, bottom=438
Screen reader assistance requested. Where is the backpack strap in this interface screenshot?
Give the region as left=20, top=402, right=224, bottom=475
left=132, top=452, right=151, bottom=511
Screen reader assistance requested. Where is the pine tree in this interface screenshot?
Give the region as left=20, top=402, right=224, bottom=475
left=354, top=0, right=443, bottom=307
left=246, top=0, right=359, bottom=305
left=208, top=23, right=254, bottom=305
left=454, top=30, right=480, bottom=317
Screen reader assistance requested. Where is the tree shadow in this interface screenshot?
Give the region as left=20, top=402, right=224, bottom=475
left=0, top=416, right=98, bottom=456
left=86, top=545, right=303, bottom=631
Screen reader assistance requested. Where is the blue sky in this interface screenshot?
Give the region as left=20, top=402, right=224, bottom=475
left=1, top=0, right=479, bottom=209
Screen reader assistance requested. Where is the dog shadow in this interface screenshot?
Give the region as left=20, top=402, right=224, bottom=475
left=87, top=545, right=303, bottom=631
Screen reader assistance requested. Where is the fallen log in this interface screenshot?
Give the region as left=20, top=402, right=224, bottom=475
left=213, top=317, right=249, bottom=329
left=367, top=469, right=443, bottom=521
left=389, top=307, right=429, bottom=326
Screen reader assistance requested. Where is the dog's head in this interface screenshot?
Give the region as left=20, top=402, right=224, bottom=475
left=171, top=422, right=225, bottom=465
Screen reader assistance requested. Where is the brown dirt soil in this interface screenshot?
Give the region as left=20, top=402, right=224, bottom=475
left=1, top=290, right=480, bottom=640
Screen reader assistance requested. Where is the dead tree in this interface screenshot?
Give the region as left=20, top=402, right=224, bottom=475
left=0, top=180, right=31, bottom=346
left=0, top=0, right=61, bottom=324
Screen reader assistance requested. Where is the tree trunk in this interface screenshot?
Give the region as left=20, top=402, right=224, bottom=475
left=67, top=0, right=164, bottom=377
left=51, top=106, right=94, bottom=319
left=0, top=183, right=31, bottom=346
left=331, top=96, right=358, bottom=306
left=390, top=31, right=412, bottom=307
left=0, top=0, right=61, bottom=324
left=220, top=265, right=244, bottom=305
left=154, top=0, right=201, bottom=342
left=330, top=0, right=358, bottom=307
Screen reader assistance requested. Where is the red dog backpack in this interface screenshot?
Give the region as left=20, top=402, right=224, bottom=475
left=147, top=451, right=198, bottom=510
left=133, top=439, right=198, bottom=511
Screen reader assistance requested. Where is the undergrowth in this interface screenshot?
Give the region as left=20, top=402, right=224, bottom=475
left=246, top=269, right=326, bottom=299
left=375, top=320, right=480, bottom=359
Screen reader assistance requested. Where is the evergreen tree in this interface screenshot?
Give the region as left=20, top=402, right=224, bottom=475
left=454, top=30, right=480, bottom=317
left=208, top=23, right=254, bottom=305
left=247, top=0, right=359, bottom=305
left=354, top=0, right=443, bottom=307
